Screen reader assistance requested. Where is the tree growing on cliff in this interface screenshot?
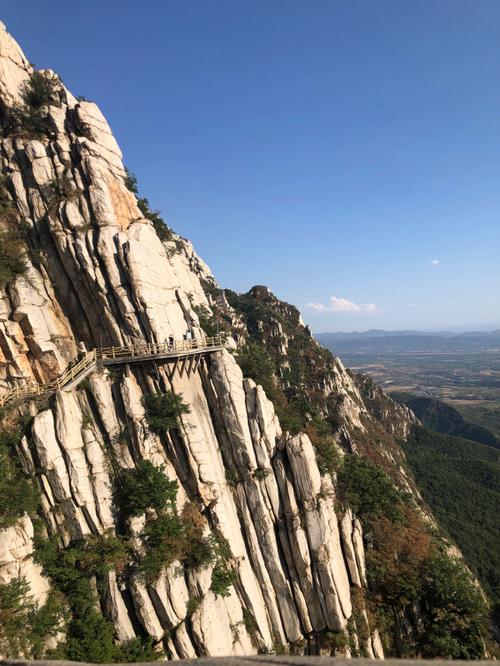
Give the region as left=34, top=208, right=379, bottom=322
left=142, top=391, right=190, bottom=434
left=113, top=460, right=178, bottom=518
left=0, top=71, right=61, bottom=138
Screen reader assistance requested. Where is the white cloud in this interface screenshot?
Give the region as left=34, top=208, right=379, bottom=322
left=430, top=259, right=440, bottom=266
left=306, top=295, right=379, bottom=314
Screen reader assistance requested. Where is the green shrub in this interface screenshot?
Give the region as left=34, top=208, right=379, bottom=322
left=34, top=533, right=159, bottom=663
left=234, top=341, right=308, bottom=434
left=119, top=637, right=161, bottom=662
left=312, top=435, right=342, bottom=476
left=320, top=630, right=349, bottom=654
left=0, top=414, right=31, bottom=448
left=0, top=72, right=61, bottom=139
left=136, top=197, right=173, bottom=242
left=142, top=391, right=190, bottom=434
left=0, top=229, right=26, bottom=288
left=235, top=343, right=276, bottom=396
left=0, top=435, right=40, bottom=528
left=418, top=553, right=488, bottom=659
left=123, top=168, right=174, bottom=243
left=33, top=535, right=119, bottom=662
left=210, top=559, right=236, bottom=597
left=337, top=454, right=406, bottom=522
left=253, top=468, right=270, bottom=481
left=113, top=460, right=178, bottom=518
left=225, top=468, right=239, bottom=486
left=29, top=591, right=65, bottom=659
left=0, top=578, right=33, bottom=656
left=200, top=277, right=221, bottom=300
left=183, top=532, right=218, bottom=570
left=40, top=175, right=80, bottom=213
left=137, top=505, right=236, bottom=592
left=115, top=470, right=216, bottom=583
left=81, top=411, right=93, bottom=429
left=192, top=303, right=230, bottom=340
left=0, top=578, right=63, bottom=659
left=138, top=512, right=185, bottom=581
left=9, top=105, right=52, bottom=138
left=242, top=608, right=258, bottom=636
left=192, top=304, right=217, bottom=336
left=78, top=532, right=131, bottom=576
left=138, top=502, right=218, bottom=582
left=124, top=167, right=139, bottom=194
left=209, top=534, right=236, bottom=597
left=21, top=71, right=62, bottom=109
left=186, top=595, right=201, bottom=616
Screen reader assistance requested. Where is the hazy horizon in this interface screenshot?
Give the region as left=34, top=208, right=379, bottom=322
left=313, top=323, right=500, bottom=334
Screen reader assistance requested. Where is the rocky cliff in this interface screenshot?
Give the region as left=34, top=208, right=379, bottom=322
left=0, top=23, right=490, bottom=662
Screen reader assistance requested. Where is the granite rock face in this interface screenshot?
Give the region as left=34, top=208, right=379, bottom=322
left=0, top=24, right=412, bottom=659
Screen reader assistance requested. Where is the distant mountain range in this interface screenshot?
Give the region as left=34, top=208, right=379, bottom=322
left=316, top=329, right=500, bottom=353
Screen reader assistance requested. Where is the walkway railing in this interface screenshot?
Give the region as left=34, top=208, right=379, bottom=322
left=0, top=334, right=224, bottom=407
left=95, top=335, right=223, bottom=361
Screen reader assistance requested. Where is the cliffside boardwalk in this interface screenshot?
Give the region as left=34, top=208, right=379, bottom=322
left=0, top=334, right=225, bottom=407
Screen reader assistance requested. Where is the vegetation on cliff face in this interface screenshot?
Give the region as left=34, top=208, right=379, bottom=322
left=0, top=70, right=61, bottom=139
left=0, top=27, right=494, bottom=659
left=224, top=285, right=493, bottom=656
left=124, top=168, right=176, bottom=244
left=401, top=424, right=500, bottom=625
left=226, top=287, right=351, bottom=450
left=227, top=286, right=336, bottom=395
left=31, top=456, right=235, bottom=659
left=367, top=528, right=488, bottom=658
left=113, top=460, right=178, bottom=519
left=111, top=455, right=235, bottom=589
left=0, top=422, right=40, bottom=528
left=33, top=533, right=160, bottom=663
left=401, top=396, right=499, bottom=449
left=142, top=391, right=190, bottom=434
left=0, top=178, right=28, bottom=288
left=0, top=228, right=26, bottom=288
left=226, top=288, right=412, bottom=463
left=0, top=578, right=63, bottom=659
left=338, top=454, right=407, bottom=522
left=336, top=452, right=489, bottom=658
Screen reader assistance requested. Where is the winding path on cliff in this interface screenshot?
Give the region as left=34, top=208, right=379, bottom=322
left=0, top=334, right=225, bottom=407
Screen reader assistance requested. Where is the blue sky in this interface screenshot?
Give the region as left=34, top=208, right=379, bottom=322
left=3, top=1, right=500, bottom=331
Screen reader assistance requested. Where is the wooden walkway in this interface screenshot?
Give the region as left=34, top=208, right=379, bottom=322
left=0, top=335, right=224, bottom=407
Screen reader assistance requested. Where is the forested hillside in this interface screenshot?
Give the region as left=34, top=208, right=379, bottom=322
left=399, top=397, right=499, bottom=449
left=401, top=425, right=500, bottom=625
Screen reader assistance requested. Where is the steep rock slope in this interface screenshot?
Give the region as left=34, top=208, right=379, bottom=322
left=222, top=286, right=417, bottom=483
left=0, top=23, right=382, bottom=659
left=0, top=23, right=490, bottom=661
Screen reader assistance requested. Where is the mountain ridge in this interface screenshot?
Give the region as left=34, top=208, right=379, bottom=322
left=0, top=22, right=493, bottom=661
left=317, top=328, right=500, bottom=339
left=317, top=329, right=500, bottom=354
